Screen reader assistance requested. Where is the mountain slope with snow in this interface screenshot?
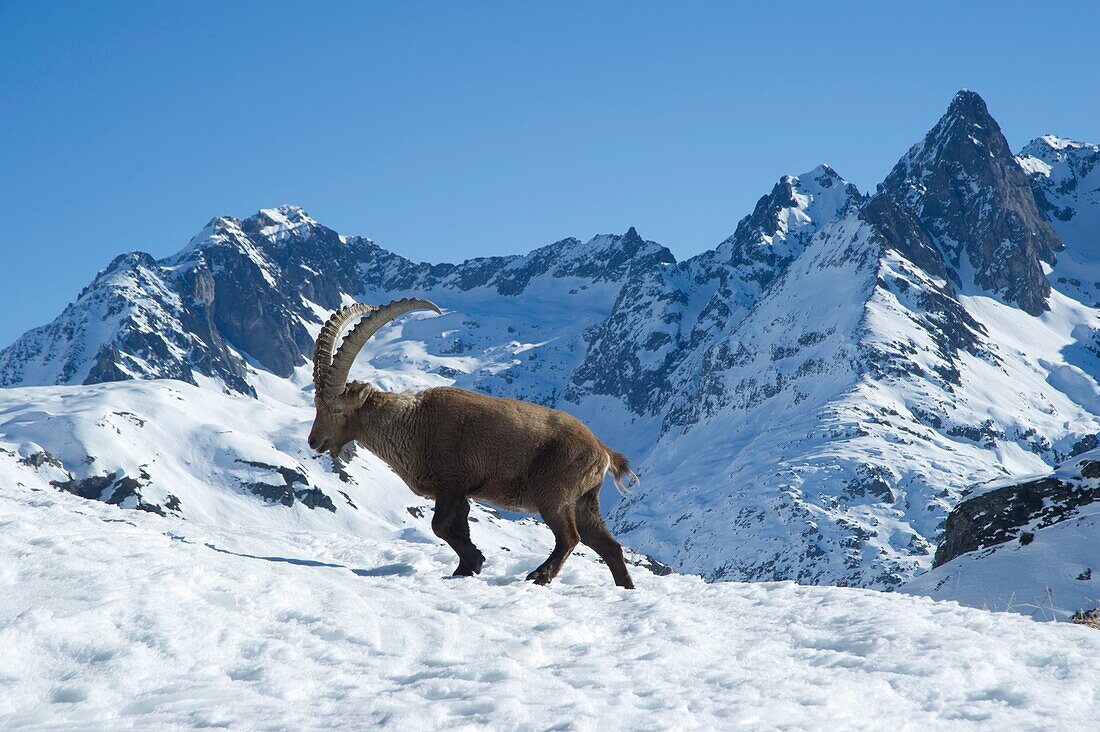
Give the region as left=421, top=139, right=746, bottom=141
left=0, top=377, right=676, bottom=583
left=2, top=90, right=1100, bottom=596
left=606, top=93, right=1100, bottom=588
left=903, top=447, right=1100, bottom=621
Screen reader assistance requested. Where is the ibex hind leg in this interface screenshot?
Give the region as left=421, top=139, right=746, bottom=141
left=431, top=493, right=485, bottom=577
left=575, top=486, right=635, bottom=589
left=527, top=504, right=579, bottom=586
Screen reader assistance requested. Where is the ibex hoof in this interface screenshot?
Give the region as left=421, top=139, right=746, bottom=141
left=453, top=552, right=485, bottom=577
left=525, top=569, right=552, bottom=586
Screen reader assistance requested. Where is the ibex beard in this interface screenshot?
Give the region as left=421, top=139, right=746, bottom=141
left=309, top=299, right=638, bottom=589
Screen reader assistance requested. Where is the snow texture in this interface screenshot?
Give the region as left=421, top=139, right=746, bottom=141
left=4, top=473, right=1100, bottom=729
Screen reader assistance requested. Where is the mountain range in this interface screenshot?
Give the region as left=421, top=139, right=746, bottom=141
left=3, top=90, right=1099, bottom=610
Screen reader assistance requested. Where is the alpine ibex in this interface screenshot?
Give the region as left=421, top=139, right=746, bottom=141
left=308, top=299, right=638, bottom=588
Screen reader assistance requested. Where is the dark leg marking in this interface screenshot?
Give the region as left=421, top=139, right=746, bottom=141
left=448, top=496, right=485, bottom=576
left=432, top=492, right=485, bottom=577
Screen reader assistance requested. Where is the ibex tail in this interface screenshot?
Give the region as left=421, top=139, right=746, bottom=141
left=605, top=448, right=639, bottom=495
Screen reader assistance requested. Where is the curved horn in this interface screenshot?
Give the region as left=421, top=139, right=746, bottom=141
left=324, top=298, right=442, bottom=398
left=312, top=303, right=375, bottom=394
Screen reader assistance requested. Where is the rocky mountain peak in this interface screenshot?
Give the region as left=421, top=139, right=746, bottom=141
left=1016, top=134, right=1100, bottom=304
left=946, top=89, right=988, bottom=119
left=241, top=205, right=321, bottom=242
left=1019, top=134, right=1093, bottom=158
left=881, top=90, right=1061, bottom=315
left=718, top=166, right=861, bottom=271
left=798, top=163, right=844, bottom=190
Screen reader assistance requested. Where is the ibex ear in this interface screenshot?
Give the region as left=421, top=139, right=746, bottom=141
left=351, top=384, right=372, bottom=408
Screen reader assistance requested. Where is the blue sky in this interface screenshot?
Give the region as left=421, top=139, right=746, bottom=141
left=2, top=1, right=1098, bottom=346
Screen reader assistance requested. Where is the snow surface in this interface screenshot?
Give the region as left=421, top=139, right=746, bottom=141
left=904, top=503, right=1100, bottom=622
left=4, top=478, right=1100, bottom=729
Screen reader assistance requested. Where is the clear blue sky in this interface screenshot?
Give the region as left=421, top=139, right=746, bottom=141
left=2, top=1, right=1098, bottom=347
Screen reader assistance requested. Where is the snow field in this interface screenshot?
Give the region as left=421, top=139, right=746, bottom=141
left=3, top=483, right=1100, bottom=730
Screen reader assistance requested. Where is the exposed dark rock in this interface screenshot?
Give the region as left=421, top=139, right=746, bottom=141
left=860, top=193, right=949, bottom=281
left=631, top=553, right=674, bottom=577
left=51, top=472, right=117, bottom=501
left=294, top=488, right=337, bottom=512
left=881, top=91, right=1061, bottom=315
left=933, top=457, right=1100, bottom=567
left=49, top=468, right=168, bottom=515
left=236, top=458, right=334, bottom=511
left=20, top=450, right=64, bottom=470
left=844, top=464, right=895, bottom=502
left=946, top=420, right=1004, bottom=448
left=236, top=459, right=308, bottom=489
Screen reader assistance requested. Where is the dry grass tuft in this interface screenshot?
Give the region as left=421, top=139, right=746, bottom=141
left=1071, top=608, right=1100, bottom=630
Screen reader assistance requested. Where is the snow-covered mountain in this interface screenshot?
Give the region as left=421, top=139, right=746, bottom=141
left=606, top=91, right=1100, bottom=589
left=3, top=90, right=1099, bottom=602
left=0, top=206, right=673, bottom=404
left=0, top=376, right=667, bottom=587
left=881, top=91, right=1061, bottom=316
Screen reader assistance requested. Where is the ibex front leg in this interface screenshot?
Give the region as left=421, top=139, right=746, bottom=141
left=431, top=492, right=485, bottom=576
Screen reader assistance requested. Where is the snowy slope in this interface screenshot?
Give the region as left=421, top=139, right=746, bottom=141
left=0, top=377, right=669, bottom=578
left=886, top=136, right=1100, bottom=615
left=4, top=476, right=1100, bottom=729
left=567, top=164, right=863, bottom=421
left=903, top=448, right=1100, bottom=621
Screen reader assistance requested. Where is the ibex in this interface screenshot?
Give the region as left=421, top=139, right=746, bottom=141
left=308, top=299, right=638, bottom=589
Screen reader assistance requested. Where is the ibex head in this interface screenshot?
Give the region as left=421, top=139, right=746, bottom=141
left=308, top=298, right=441, bottom=459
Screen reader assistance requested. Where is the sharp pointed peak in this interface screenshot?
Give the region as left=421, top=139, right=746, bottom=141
left=887, top=89, right=1007, bottom=177
left=950, top=88, right=986, bottom=106
left=799, top=163, right=840, bottom=179
left=940, top=89, right=995, bottom=129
